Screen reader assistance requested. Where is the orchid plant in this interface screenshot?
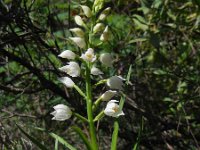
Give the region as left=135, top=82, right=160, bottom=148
left=51, top=2, right=126, bottom=150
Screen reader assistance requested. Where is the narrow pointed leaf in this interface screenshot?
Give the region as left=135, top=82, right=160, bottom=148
left=34, top=127, right=77, bottom=150
left=16, top=124, right=48, bottom=150
left=71, top=126, right=92, bottom=150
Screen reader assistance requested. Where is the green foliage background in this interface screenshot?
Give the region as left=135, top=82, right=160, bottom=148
left=0, top=0, right=200, bottom=149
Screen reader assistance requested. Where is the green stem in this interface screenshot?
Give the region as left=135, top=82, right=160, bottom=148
left=74, top=84, right=87, bottom=100
left=111, top=94, right=125, bottom=150
left=73, top=112, right=88, bottom=123
left=111, top=119, right=119, bottom=150
left=93, top=110, right=105, bottom=122
left=86, top=63, right=98, bottom=150
left=92, top=97, right=102, bottom=111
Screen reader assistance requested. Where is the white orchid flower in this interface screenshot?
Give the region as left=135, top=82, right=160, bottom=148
left=51, top=104, right=72, bottom=121
left=107, top=76, right=124, bottom=90
left=93, top=23, right=105, bottom=33
left=99, top=7, right=111, bottom=20
left=69, top=37, right=86, bottom=48
left=58, top=50, right=76, bottom=60
left=81, top=5, right=92, bottom=17
left=100, top=26, right=109, bottom=41
left=91, top=66, right=103, bottom=75
left=104, top=100, right=124, bottom=117
left=99, top=53, right=113, bottom=67
left=69, top=28, right=84, bottom=38
left=101, top=90, right=117, bottom=101
left=80, top=48, right=96, bottom=62
left=74, top=15, right=84, bottom=26
left=59, top=62, right=80, bottom=77
left=58, top=77, right=75, bottom=88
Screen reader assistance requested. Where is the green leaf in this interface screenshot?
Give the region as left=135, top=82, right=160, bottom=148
left=133, top=18, right=148, bottom=31
left=16, top=124, right=48, bottom=150
left=129, top=38, right=147, bottom=44
left=71, top=126, right=92, bottom=150
left=54, top=139, right=58, bottom=150
left=111, top=120, right=119, bottom=150
left=111, top=95, right=125, bottom=150
left=126, top=65, right=132, bottom=85
left=93, top=110, right=104, bottom=122
left=34, top=127, right=77, bottom=150
left=49, top=133, right=77, bottom=150
left=153, top=69, right=167, bottom=75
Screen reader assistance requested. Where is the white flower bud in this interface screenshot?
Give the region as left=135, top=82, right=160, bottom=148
left=107, top=76, right=124, bottom=90
left=51, top=104, right=72, bottom=121
left=93, top=23, right=105, bottom=33
left=70, top=28, right=84, bottom=38
left=80, top=48, right=96, bottom=62
left=101, top=90, right=117, bottom=101
left=81, top=5, right=92, bottom=18
left=59, top=62, right=80, bottom=77
left=104, top=100, right=124, bottom=117
left=74, top=15, right=84, bottom=26
left=91, top=66, right=103, bottom=75
left=69, top=37, right=86, bottom=48
left=58, top=77, right=75, bottom=88
left=99, top=7, right=111, bottom=20
left=58, top=50, right=76, bottom=60
left=99, top=53, right=113, bottom=67
left=100, top=26, right=109, bottom=41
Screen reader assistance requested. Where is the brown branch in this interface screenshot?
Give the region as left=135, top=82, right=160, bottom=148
left=0, top=84, right=43, bottom=94
left=0, top=48, right=70, bottom=102
left=0, top=109, right=37, bottom=119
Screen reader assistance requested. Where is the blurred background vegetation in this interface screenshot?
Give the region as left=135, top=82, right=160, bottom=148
left=0, top=0, right=200, bottom=149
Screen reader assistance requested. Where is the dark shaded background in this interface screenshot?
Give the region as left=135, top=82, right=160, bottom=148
left=0, top=0, right=200, bottom=149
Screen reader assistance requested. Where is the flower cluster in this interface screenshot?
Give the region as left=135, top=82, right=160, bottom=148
left=51, top=5, right=124, bottom=121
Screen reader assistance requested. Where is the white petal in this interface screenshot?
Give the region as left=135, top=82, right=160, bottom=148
left=101, top=90, right=117, bottom=101
left=99, top=14, right=106, bottom=20
left=107, top=76, right=124, bottom=90
left=93, top=23, right=105, bottom=33
left=99, top=53, right=113, bottom=67
left=70, top=28, right=84, bottom=37
left=81, top=5, right=92, bottom=17
left=59, top=62, right=80, bottom=77
left=51, top=104, right=72, bottom=121
left=53, top=104, right=69, bottom=110
left=98, top=7, right=111, bottom=20
left=58, top=50, right=76, bottom=60
left=100, top=26, right=110, bottom=41
left=70, top=37, right=86, bottom=48
left=104, top=100, right=124, bottom=118
left=104, top=109, right=115, bottom=116
left=80, top=48, right=96, bottom=62
left=58, top=77, right=75, bottom=88
left=91, top=66, right=103, bottom=75
left=109, top=100, right=119, bottom=103
left=59, top=65, right=69, bottom=72
left=74, top=15, right=84, bottom=26
left=116, top=111, right=125, bottom=117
